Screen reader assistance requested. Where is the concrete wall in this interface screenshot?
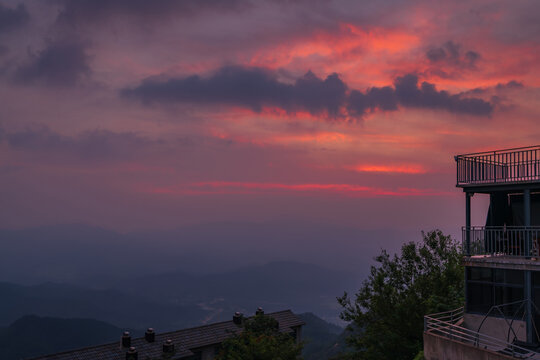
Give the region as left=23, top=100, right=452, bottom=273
left=464, top=313, right=526, bottom=342
left=424, top=332, right=516, bottom=360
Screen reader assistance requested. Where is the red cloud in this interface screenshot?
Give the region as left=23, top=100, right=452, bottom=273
left=145, top=181, right=452, bottom=198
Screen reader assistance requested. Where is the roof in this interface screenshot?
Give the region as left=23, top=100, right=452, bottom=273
left=31, top=310, right=305, bottom=360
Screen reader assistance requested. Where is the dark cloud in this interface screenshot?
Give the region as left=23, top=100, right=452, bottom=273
left=463, top=80, right=525, bottom=95
left=347, top=86, right=397, bottom=116
left=14, top=40, right=91, bottom=86
left=425, top=47, right=446, bottom=63
left=464, top=51, right=480, bottom=64
left=348, top=74, right=493, bottom=117
left=56, top=0, right=250, bottom=26
left=3, top=126, right=155, bottom=160
left=392, top=74, right=493, bottom=115
left=122, top=66, right=348, bottom=117
left=124, top=66, right=494, bottom=118
left=0, top=3, right=29, bottom=33
left=426, top=41, right=480, bottom=69
left=495, top=80, right=524, bottom=91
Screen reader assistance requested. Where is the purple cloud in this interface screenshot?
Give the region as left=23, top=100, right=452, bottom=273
left=56, top=0, right=250, bottom=26
left=122, top=66, right=348, bottom=117
left=124, top=67, right=494, bottom=118
left=0, top=3, right=29, bottom=33
left=426, top=41, right=480, bottom=70
left=14, top=40, right=91, bottom=86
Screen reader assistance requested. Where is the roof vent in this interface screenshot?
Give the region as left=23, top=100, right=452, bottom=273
left=163, top=339, right=174, bottom=354
left=126, top=347, right=138, bottom=360
left=145, top=328, right=155, bottom=343
left=256, top=307, right=264, bottom=315
left=233, top=312, right=244, bottom=325
left=121, top=331, right=131, bottom=348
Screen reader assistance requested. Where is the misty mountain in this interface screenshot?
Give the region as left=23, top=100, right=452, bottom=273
left=0, top=315, right=126, bottom=360
left=0, top=224, right=155, bottom=285
left=0, top=282, right=207, bottom=331
left=0, top=223, right=386, bottom=324
left=0, top=259, right=356, bottom=330
left=112, top=261, right=356, bottom=324
left=300, top=312, right=350, bottom=360
left=0, top=222, right=403, bottom=286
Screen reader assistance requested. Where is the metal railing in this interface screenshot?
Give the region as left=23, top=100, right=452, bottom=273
left=463, top=226, right=540, bottom=258
left=456, top=145, right=540, bottom=186
left=425, top=307, right=540, bottom=358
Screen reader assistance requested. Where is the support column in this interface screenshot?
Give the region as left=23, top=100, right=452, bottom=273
left=524, top=188, right=533, bottom=343
left=525, top=188, right=531, bottom=256
left=525, top=188, right=531, bottom=227
left=526, top=270, right=533, bottom=344
left=489, top=193, right=494, bottom=226
left=464, top=266, right=468, bottom=313
left=466, top=192, right=471, bottom=256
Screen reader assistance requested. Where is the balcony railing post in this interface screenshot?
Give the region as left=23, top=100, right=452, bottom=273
left=493, top=151, right=497, bottom=183
left=466, top=194, right=471, bottom=256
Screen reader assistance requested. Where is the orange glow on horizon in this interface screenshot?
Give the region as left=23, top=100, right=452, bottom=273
left=351, top=164, right=427, bottom=174
left=144, top=181, right=453, bottom=198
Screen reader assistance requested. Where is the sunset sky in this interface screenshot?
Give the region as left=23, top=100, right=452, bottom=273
left=1, top=0, right=539, bottom=265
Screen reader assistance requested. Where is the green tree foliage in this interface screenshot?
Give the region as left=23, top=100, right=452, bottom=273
left=337, top=230, right=464, bottom=360
left=216, top=313, right=303, bottom=360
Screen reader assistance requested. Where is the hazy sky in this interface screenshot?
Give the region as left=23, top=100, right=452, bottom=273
left=1, top=0, right=538, bottom=237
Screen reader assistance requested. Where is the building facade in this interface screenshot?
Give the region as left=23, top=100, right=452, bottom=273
left=424, top=145, right=540, bottom=359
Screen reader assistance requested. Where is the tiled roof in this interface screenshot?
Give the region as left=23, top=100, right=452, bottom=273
left=31, top=310, right=305, bottom=360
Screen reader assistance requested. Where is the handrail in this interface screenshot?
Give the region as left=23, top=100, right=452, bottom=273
left=427, top=307, right=464, bottom=318
left=424, top=307, right=540, bottom=358
left=456, top=145, right=540, bottom=158
left=455, top=146, right=540, bottom=186
left=463, top=226, right=540, bottom=258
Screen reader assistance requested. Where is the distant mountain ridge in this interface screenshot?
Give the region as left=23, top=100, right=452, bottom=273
left=0, top=222, right=383, bottom=286
left=0, top=258, right=354, bottom=330
left=112, top=261, right=355, bottom=323
left=0, top=315, right=125, bottom=360
left=0, top=282, right=206, bottom=331
left=0, top=223, right=365, bottom=327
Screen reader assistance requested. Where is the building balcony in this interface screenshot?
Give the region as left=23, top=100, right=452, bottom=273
left=456, top=145, right=540, bottom=188
left=463, top=226, right=540, bottom=259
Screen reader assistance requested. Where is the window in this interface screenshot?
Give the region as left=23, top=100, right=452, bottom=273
left=494, top=269, right=523, bottom=285
left=466, top=267, right=524, bottom=316
left=467, top=282, right=493, bottom=313
left=469, top=267, right=492, bottom=281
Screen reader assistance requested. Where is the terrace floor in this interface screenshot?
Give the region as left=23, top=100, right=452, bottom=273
left=463, top=255, right=540, bottom=271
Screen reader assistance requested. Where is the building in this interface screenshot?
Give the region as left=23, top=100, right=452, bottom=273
left=424, top=145, right=540, bottom=359
left=31, top=309, right=304, bottom=360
